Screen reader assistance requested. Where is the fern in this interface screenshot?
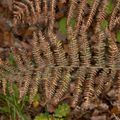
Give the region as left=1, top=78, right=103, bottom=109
left=0, top=0, right=120, bottom=114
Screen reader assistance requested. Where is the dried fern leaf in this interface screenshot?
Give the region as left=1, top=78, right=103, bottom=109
left=68, top=27, right=79, bottom=66
left=52, top=67, right=72, bottom=105
left=49, top=0, right=56, bottom=31
left=38, top=31, right=54, bottom=66
left=109, top=1, right=120, bottom=31
left=71, top=67, right=86, bottom=108
left=93, top=31, right=106, bottom=67
left=11, top=48, right=26, bottom=72
left=48, top=67, right=62, bottom=100
left=48, top=31, right=68, bottom=66
left=74, top=0, right=87, bottom=37
left=32, top=31, right=45, bottom=68
left=81, top=68, right=97, bottom=109
left=29, top=70, right=42, bottom=103
left=84, top=0, right=101, bottom=31
left=95, top=68, right=108, bottom=97
left=42, top=67, right=53, bottom=102
left=95, top=0, right=108, bottom=32
left=106, top=29, right=119, bottom=67
left=43, top=0, right=48, bottom=24
left=19, top=50, right=33, bottom=98
left=79, top=29, right=91, bottom=66
left=67, top=0, right=77, bottom=27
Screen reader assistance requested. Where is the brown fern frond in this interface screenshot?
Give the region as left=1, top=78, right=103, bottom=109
left=95, top=0, right=108, bottom=32
left=74, top=0, right=87, bottom=37
left=68, top=27, right=79, bottom=66
left=29, top=70, right=42, bottom=103
left=84, top=0, right=100, bottom=31
left=48, top=67, right=62, bottom=100
left=49, top=0, right=56, bottom=31
left=103, top=69, right=116, bottom=93
left=34, top=0, right=41, bottom=17
left=106, top=29, right=119, bottom=68
left=79, top=28, right=91, bottom=66
left=95, top=68, right=108, bottom=97
left=67, top=0, right=77, bottom=27
left=71, top=67, right=86, bottom=108
left=110, top=16, right=120, bottom=30
left=13, top=0, right=42, bottom=26
left=42, top=67, right=53, bottom=102
left=38, top=31, right=54, bottom=66
left=19, top=49, right=33, bottom=98
left=93, top=31, right=106, bottom=67
left=52, top=67, right=72, bottom=106
left=11, top=47, right=26, bottom=72
left=32, top=31, right=45, bottom=68
left=109, top=1, right=120, bottom=31
left=43, top=0, right=48, bottom=24
left=48, top=31, right=68, bottom=66
left=81, top=68, right=97, bottom=109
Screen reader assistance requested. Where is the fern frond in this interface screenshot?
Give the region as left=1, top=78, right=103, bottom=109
left=48, top=67, right=62, bottom=100
left=11, top=48, right=26, bottom=72
left=48, top=31, right=68, bottom=66
left=95, top=0, right=108, bottom=32
left=68, top=27, right=79, bottom=66
left=19, top=49, right=33, bottom=98
left=93, top=31, right=106, bottom=67
left=67, top=0, right=77, bottom=27
left=110, top=16, right=120, bottom=30
left=52, top=68, right=72, bottom=105
left=71, top=67, right=86, bottom=108
left=38, top=31, right=54, bottom=66
left=82, top=68, right=97, bottom=109
left=79, top=29, right=91, bottom=66
left=49, top=0, right=56, bottom=31
left=13, top=0, right=42, bottom=26
left=34, top=0, right=41, bottom=17
left=84, top=0, right=100, bottom=31
left=29, top=70, right=42, bottom=103
left=32, top=31, right=45, bottom=68
left=106, top=29, right=119, bottom=67
left=109, top=1, right=120, bottom=31
left=43, top=0, right=48, bottom=24
left=95, top=68, right=108, bottom=97
left=42, top=67, right=53, bottom=102
left=74, top=0, right=87, bottom=37
left=103, top=69, right=116, bottom=93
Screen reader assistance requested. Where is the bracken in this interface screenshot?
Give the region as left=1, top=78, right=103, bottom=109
left=0, top=0, right=120, bottom=112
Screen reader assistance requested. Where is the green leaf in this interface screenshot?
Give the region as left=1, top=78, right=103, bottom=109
left=34, top=113, right=51, bottom=120
left=9, top=53, right=15, bottom=65
left=54, top=103, right=70, bottom=118
left=87, top=0, right=93, bottom=6
left=116, top=31, right=120, bottom=43
left=58, top=17, right=76, bottom=35
left=0, top=106, right=10, bottom=113
left=58, top=17, right=67, bottom=34
left=100, top=20, right=108, bottom=30
left=105, top=0, right=113, bottom=15
left=70, top=18, right=76, bottom=29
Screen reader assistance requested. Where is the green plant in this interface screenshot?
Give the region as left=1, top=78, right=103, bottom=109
left=34, top=113, right=51, bottom=120
left=34, top=103, right=70, bottom=120
left=0, top=82, right=28, bottom=120
left=117, top=31, right=120, bottom=43
left=100, top=20, right=108, bottom=30
left=87, top=0, right=93, bottom=6
left=105, top=0, right=113, bottom=15
left=58, top=17, right=76, bottom=35
left=54, top=103, right=70, bottom=118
